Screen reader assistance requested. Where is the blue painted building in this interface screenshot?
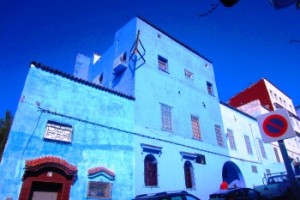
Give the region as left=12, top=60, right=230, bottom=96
left=73, top=17, right=287, bottom=199
left=0, top=63, right=135, bottom=200
left=0, top=17, right=294, bottom=200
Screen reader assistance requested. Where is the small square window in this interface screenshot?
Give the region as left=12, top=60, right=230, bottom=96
left=251, top=165, right=258, bottom=173
left=184, top=69, right=193, bottom=79
left=158, top=55, right=168, bottom=72
left=207, top=81, right=214, bottom=96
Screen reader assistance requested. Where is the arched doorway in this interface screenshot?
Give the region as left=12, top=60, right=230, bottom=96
left=19, top=156, right=77, bottom=200
left=222, top=161, right=245, bottom=188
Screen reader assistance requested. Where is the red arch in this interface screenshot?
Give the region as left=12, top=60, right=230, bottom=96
left=19, top=156, right=77, bottom=200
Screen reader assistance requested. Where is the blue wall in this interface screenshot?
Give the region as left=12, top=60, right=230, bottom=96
left=0, top=65, right=135, bottom=200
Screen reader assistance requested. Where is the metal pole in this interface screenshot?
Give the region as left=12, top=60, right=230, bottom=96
left=278, top=139, right=300, bottom=200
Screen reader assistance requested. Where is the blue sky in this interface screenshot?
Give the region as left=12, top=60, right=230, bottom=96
left=1, top=0, right=299, bottom=117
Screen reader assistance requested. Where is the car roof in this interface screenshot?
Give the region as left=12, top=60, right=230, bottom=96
left=134, top=190, right=199, bottom=199
left=209, top=188, right=255, bottom=196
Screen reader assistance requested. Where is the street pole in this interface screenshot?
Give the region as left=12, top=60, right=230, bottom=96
left=278, top=139, right=300, bottom=200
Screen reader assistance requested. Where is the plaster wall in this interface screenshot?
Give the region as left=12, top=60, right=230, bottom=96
left=0, top=66, right=135, bottom=200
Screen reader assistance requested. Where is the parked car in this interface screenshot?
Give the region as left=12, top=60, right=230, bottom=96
left=253, top=172, right=300, bottom=199
left=133, top=190, right=201, bottom=200
left=209, top=187, right=267, bottom=200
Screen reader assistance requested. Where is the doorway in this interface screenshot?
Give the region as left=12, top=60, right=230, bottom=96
left=30, top=182, right=62, bottom=200
left=19, top=156, right=77, bottom=200
left=222, top=161, right=245, bottom=188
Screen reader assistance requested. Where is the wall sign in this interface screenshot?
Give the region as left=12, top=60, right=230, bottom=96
left=87, top=181, right=112, bottom=199
left=44, top=120, right=73, bottom=143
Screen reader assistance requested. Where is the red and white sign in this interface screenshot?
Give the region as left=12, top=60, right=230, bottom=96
left=257, top=108, right=295, bottom=143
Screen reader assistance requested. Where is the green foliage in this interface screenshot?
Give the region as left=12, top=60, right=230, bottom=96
left=0, top=111, right=13, bottom=161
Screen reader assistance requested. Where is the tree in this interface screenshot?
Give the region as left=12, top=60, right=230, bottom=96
left=0, top=111, right=13, bottom=162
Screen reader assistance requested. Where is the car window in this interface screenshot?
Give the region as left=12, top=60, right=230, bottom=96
left=170, top=197, right=183, bottom=200
left=186, top=196, right=199, bottom=200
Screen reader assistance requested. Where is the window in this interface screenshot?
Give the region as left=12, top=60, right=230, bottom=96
left=44, top=120, right=73, bottom=143
left=144, top=154, right=158, bottom=186
left=191, top=115, right=201, bottom=140
left=215, top=124, right=224, bottom=147
left=279, top=97, right=282, bottom=104
left=184, top=161, right=194, bottom=189
left=161, top=103, right=173, bottom=132
left=273, top=147, right=281, bottom=162
left=227, top=129, right=236, bottom=150
left=158, top=55, right=168, bottom=72
left=269, top=90, right=273, bottom=97
left=251, top=165, right=258, bottom=173
left=207, top=81, right=214, bottom=96
left=258, top=139, right=267, bottom=159
left=244, top=135, right=253, bottom=155
left=184, top=69, right=193, bottom=79
left=266, top=169, right=271, bottom=175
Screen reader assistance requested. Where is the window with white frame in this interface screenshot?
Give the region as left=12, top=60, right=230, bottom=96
left=244, top=135, right=253, bottom=155
left=258, top=139, right=267, bottom=159
left=158, top=55, right=168, bottom=72
left=215, top=124, right=224, bottom=147
left=191, top=115, right=201, bottom=140
left=161, top=103, right=172, bottom=132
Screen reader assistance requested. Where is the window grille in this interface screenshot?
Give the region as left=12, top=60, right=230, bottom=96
left=227, top=129, right=236, bottom=150
left=215, top=124, right=224, bottom=147
left=244, top=135, right=253, bottom=155
left=191, top=115, right=201, bottom=140
left=161, top=103, right=172, bottom=132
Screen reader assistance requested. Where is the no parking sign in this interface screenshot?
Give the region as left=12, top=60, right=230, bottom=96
left=257, top=108, right=295, bottom=143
